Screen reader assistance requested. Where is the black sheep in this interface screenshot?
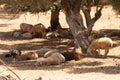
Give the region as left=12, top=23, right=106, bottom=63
left=5, top=49, right=21, bottom=59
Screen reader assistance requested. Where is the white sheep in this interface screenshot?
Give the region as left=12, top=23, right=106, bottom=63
left=45, top=32, right=59, bottom=39
left=21, top=32, right=33, bottom=39
left=43, top=49, right=59, bottom=58
left=34, top=50, right=65, bottom=66
left=35, top=48, right=52, bottom=57
left=87, top=37, right=113, bottom=58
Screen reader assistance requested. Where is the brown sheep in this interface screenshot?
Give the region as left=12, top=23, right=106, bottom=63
left=61, top=51, right=81, bottom=61
left=30, top=23, right=46, bottom=38
left=21, top=52, right=39, bottom=60
left=87, top=37, right=113, bottom=58
left=34, top=52, right=65, bottom=66
left=20, top=23, right=33, bottom=33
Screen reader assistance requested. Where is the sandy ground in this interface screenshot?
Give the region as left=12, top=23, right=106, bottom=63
left=0, top=5, right=120, bottom=80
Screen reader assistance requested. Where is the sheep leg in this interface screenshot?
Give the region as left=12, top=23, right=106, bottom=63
left=103, top=49, right=109, bottom=58
left=97, top=49, right=100, bottom=54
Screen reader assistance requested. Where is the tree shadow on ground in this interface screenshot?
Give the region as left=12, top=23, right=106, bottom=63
left=1, top=57, right=120, bottom=75
left=0, top=58, right=103, bottom=71
left=67, top=65, right=120, bottom=74
left=0, top=29, right=120, bottom=75
left=0, top=31, right=14, bottom=40
left=0, top=38, right=70, bottom=51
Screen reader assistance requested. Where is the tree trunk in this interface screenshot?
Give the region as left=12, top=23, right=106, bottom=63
left=65, top=12, right=90, bottom=54
left=61, top=0, right=103, bottom=54
left=61, top=0, right=89, bottom=54
left=50, top=9, right=61, bottom=31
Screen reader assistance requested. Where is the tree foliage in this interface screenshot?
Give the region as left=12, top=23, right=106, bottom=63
left=0, top=0, right=120, bottom=15
left=110, top=0, right=120, bottom=14
left=0, top=0, right=58, bottom=13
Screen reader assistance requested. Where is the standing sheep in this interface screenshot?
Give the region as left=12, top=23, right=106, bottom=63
left=30, top=23, right=46, bottom=38
left=20, top=23, right=33, bottom=33
left=87, top=37, right=113, bottom=58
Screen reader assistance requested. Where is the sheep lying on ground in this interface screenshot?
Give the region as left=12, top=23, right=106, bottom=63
left=20, top=23, right=33, bottom=33
left=35, top=48, right=52, bottom=57
left=21, top=32, right=33, bottom=39
left=43, top=49, right=59, bottom=58
left=20, top=52, right=39, bottom=60
left=45, top=31, right=59, bottom=39
left=61, top=52, right=81, bottom=61
left=87, top=37, right=113, bottom=58
left=34, top=50, right=65, bottom=66
left=30, top=23, right=46, bottom=38
left=12, top=30, right=22, bottom=39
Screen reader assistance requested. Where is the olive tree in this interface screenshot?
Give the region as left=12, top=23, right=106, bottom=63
left=0, top=0, right=61, bottom=30
left=0, top=0, right=119, bottom=55
left=61, top=0, right=104, bottom=54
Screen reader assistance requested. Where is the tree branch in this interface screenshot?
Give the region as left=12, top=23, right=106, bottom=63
left=0, top=59, right=21, bottom=80
left=82, top=0, right=92, bottom=27
left=82, top=7, right=91, bottom=27
left=73, top=0, right=82, bottom=13
left=87, top=5, right=104, bottom=36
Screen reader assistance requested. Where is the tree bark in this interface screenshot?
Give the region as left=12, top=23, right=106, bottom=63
left=65, top=12, right=90, bottom=54
left=61, top=0, right=90, bottom=54
left=61, top=0, right=104, bottom=54
left=50, top=8, right=61, bottom=31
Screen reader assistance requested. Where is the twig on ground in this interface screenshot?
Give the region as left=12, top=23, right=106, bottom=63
left=0, top=59, right=22, bottom=80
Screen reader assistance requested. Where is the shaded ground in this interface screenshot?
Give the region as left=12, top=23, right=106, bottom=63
left=0, top=6, right=120, bottom=80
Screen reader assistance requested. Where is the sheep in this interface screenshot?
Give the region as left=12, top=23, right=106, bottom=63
left=34, top=50, right=65, bottom=66
left=12, top=30, right=22, bottom=38
left=61, top=51, right=81, bottom=61
left=43, top=49, right=60, bottom=58
left=45, top=31, right=59, bottom=39
left=87, top=37, right=113, bottom=58
left=20, top=23, right=33, bottom=33
left=35, top=48, right=52, bottom=57
left=21, top=32, right=33, bottom=39
left=21, top=52, right=39, bottom=60
left=30, top=23, right=46, bottom=38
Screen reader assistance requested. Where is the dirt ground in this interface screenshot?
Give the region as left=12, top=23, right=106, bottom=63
left=0, top=5, right=120, bottom=80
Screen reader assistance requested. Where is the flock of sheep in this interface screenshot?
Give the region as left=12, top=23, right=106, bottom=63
left=5, top=36, right=113, bottom=66
left=12, top=23, right=72, bottom=39
left=6, top=22, right=114, bottom=66
left=5, top=48, right=81, bottom=66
